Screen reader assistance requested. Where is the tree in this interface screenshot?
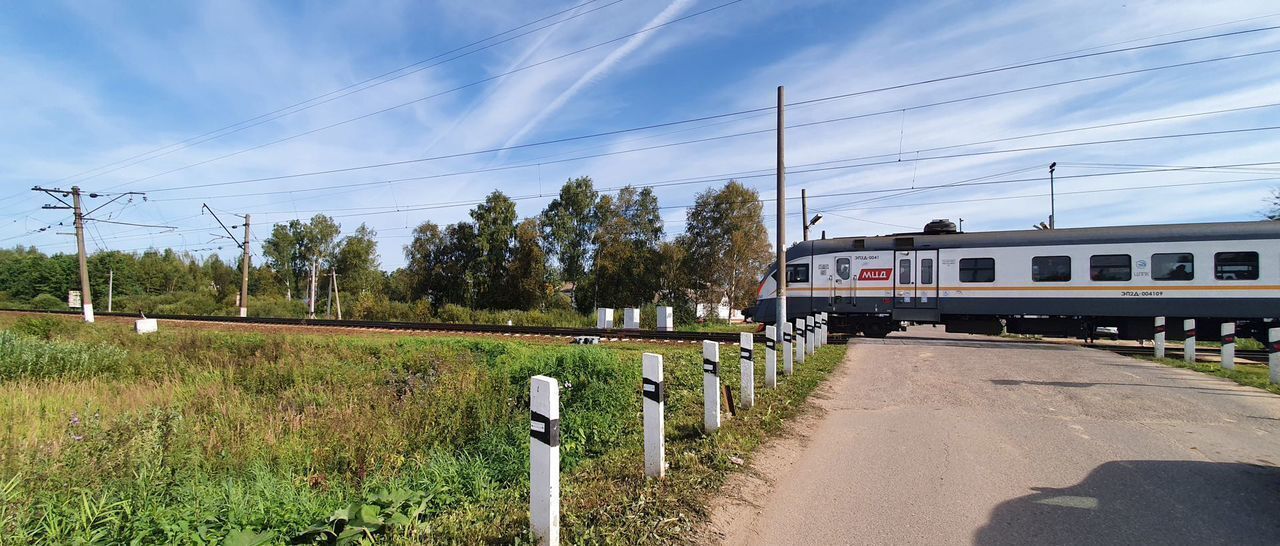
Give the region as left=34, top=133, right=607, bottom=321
left=1267, top=189, right=1280, bottom=220
left=470, top=191, right=518, bottom=309
left=677, top=180, right=773, bottom=311
left=580, top=186, right=664, bottom=311
left=262, top=214, right=340, bottom=306
left=539, top=177, right=599, bottom=300
left=509, top=218, right=550, bottom=309
left=334, top=224, right=381, bottom=295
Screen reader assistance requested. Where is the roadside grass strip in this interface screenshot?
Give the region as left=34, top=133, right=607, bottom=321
left=0, top=314, right=845, bottom=544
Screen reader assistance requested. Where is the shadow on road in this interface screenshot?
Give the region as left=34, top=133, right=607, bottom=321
left=974, top=460, right=1280, bottom=545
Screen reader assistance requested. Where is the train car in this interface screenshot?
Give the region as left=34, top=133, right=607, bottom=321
left=749, top=219, right=1280, bottom=342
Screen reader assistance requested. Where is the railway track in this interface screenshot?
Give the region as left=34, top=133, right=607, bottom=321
left=1, top=308, right=850, bottom=345
left=1083, top=342, right=1269, bottom=362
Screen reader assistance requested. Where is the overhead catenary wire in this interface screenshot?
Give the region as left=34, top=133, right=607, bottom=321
left=107, top=0, right=750, bottom=190
left=57, top=0, right=625, bottom=186
left=116, top=22, right=1280, bottom=192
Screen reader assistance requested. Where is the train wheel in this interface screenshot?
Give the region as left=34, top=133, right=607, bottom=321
left=862, top=323, right=893, bottom=338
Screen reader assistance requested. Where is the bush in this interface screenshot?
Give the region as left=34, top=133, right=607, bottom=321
left=30, top=294, right=64, bottom=311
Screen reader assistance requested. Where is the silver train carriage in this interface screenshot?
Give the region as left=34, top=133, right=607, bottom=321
left=749, top=220, right=1280, bottom=341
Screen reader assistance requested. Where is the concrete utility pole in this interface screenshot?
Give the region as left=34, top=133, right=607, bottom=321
left=71, top=187, right=93, bottom=322
left=331, top=270, right=342, bottom=320
left=801, top=188, right=809, bottom=242
left=775, top=85, right=787, bottom=329
left=239, top=214, right=250, bottom=317
left=1048, top=162, right=1056, bottom=229
left=308, top=258, right=318, bottom=319
left=107, top=269, right=113, bottom=313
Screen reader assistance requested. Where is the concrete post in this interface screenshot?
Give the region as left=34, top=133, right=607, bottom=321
left=596, top=308, right=614, bottom=329
left=703, top=340, right=721, bottom=433
left=642, top=353, right=665, bottom=478
left=623, top=308, right=640, bottom=330
left=1270, top=327, right=1280, bottom=384
left=1220, top=322, right=1236, bottom=371
left=1184, top=319, right=1196, bottom=363
left=765, top=325, right=777, bottom=389
left=529, top=376, right=560, bottom=546
left=739, top=332, right=755, bottom=410
left=783, top=322, right=794, bottom=376
left=821, top=312, right=829, bottom=346
left=795, top=318, right=806, bottom=364
left=1154, top=317, right=1166, bottom=359
left=806, top=315, right=816, bottom=355
left=656, top=306, right=674, bottom=331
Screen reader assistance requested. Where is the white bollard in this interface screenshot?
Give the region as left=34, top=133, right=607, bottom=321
left=1154, top=317, right=1166, bottom=359
left=656, top=306, right=674, bottom=332
left=239, top=306, right=247, bottom=318
left=822, top=312, right=829, bottom=346
left=703, top=341, right=721, bottom=433
left=596, top=308, right=614, bottom=329
left=1184, top=319, right=1196, bottom=363
left=529, top=376, right=560, bottom=546
left=134, top=318, right=158, bottom=334
left=1270, top=327, right=1280, bottom=384
left=813, top=313, right=822, bottom=349
left=642, top=353, right=665, bottom=478
left=783, top=322, right=794, bottom=376
left=765, top=325, right=777, bottom=389
left=1221, top=323, right=1236, bottom=371
left=795, top=319, right=806, bottom=364
left=739, top=332, right=754, bottom=410
left=623, top=308, right=640, bottom=330
left=806, top=316, right=815, bottom=355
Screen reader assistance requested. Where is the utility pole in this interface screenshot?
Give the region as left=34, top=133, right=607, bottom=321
left=332, top=270, right=342, bottom=320
left=107, top=269, right=113, bottom=313
left=239, top=214, right=250, bottom=317
left=202, top=204, right=251, bottom=317
left=1048, top=162, right=1056, bottom=229
left=309, top=257, right=318, bottom=319
left=801, top=188, right=809, bottom=242
left=71, top=187, right=93, bottom=322
left=775, top=85, right=787, bottom=329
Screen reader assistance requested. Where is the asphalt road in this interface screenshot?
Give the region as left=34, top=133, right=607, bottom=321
left=717, top=327, right=1280, bottom=545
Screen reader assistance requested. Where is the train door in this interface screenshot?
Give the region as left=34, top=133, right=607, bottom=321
left=893, top=250, right=938, bottom=309
left=832, top=255, right=853, bottom=307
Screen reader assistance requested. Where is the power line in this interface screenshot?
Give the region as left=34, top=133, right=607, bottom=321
left=122, top=21, right=1280, bottom=191
left=56, top=0, right=624, bottom=186
left=109, top=0, right=750, bottom=190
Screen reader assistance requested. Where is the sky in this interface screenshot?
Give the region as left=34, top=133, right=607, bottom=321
left=2, top=0, right=1280, bottom=270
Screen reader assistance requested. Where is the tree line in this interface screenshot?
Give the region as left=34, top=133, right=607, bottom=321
left=0, top=179, right=774, bottom=321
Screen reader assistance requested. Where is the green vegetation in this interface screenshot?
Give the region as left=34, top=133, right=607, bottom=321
left=1146, top=356, right=1280, bottom=396
left=0, top=314, right=845, bottom=544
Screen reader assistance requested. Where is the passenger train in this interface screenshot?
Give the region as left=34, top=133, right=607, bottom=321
left=749, top=220, right=1280, bottom=342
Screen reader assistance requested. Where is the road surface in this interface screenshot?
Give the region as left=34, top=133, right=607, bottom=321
left=710, top=327, right=1280, bottom=545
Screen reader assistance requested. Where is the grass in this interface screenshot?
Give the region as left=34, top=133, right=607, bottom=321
left=1145, top=356, right=1280, bottom=396
left=0, top=313, right=845, bottom=544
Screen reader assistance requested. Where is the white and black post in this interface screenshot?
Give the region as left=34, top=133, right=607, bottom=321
left=821, top=312, right=829, bottom=346
left=530, top=376, right=560, bottom=546
left=765, top=325, right=777, bottom=389
left=1184, top=319, right=1196, bottom=363
left=1154, top=317, right=1166, bottom=359
left=795, top=318, right=806, bottom=364
left=1269, top=327, right=1280, bottom=384
left=782, top=322, right=794, bottom=376
left=703, top=340, right=721, bottom=433
left=642, top=353, right=665, bottom=478
left=1220, top=322, right=1236, bottom=371
left=806, top=315, right=816, bottom=355
left=740, top=332, right=755, bottom=410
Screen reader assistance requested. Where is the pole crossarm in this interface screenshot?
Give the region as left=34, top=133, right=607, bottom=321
left=202, top=203, right=245, bottom=249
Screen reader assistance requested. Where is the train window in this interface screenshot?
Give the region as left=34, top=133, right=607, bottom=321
left=1090, top=254, right=1131, bottom=281
left=1032, top=256, right=1071, bottom=282
left=959, top=258, right=995, bottom=282
left=786, top=264, right=810, bottom=283
left=921, top=259, right=934, bottom=284
left=898, top=258, right=912, bottom=284
left=1152, top=253, right=1194, bottom=281
left=1215, top=252, right=1259, bottom=280
left=836, top=258, right=851, bottom=280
